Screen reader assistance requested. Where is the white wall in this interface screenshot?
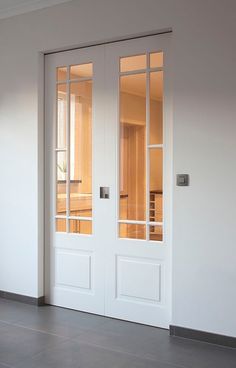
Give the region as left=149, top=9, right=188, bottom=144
left=0, top=0, right=235, bottom=337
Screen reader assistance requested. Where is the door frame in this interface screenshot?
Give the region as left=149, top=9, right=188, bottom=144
left=41, top=31, right=173, bottom=326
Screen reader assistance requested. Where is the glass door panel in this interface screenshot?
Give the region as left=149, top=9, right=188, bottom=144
left=120, top=54, right=146, bottom=72
left=119, top=52, right=164, bottom=241
left=56, top=84, right=67, bottom=149
left=56, top=151, right=67, bottom=217
left=119, top=73, right=146, bottom=224
left=150, top=52, right=163, bottom=68
left=119, top=223, right=146, bottom=240
left=150, top=71, right=163, bottom=145
left=69, top=81, right=92, bottom=221
left=55, top=63, right=93, bottom=234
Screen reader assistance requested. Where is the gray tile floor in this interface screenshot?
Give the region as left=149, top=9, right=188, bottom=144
left=0, top=299, right=235, bottom=368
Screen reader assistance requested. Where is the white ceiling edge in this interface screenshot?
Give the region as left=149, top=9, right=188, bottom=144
left=0, top=0, right=73, bottom=20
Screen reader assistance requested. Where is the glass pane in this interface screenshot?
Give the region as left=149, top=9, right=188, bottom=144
left=119, top=74, right=146, bottom=221
left=69, top=220, right=92, bottom=235
left=70, top=81, right=92, bottom=218
left=56, top=218, right=66, bottom=232
left=149, top=148, right=163, bottom=222
left=149, top=192, right=163, bottom=223
left=57, top=67, right=67, bottom=81
left=70, top=63, right=93, bottom=79
left=119, top=224, right=146, bottom=240
left=150, top=52, right=163, bottom=68
left=120, top=54, right=146, bottom=72
left=56, top=152, right=67, bottom=215
left=150, top=72, right=163, bottom=145
left=149, top=225, right=163, bottom=241
left=57, top=84, right=67, bottom=149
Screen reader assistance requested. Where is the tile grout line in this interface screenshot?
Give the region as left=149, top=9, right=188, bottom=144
left=0, top=362, right=13, bottom=368
left=0, top=318, right=185, bottom=368
left=68, top=336, right=187, bottom=368
left=0, top=318, right=71, bottom=339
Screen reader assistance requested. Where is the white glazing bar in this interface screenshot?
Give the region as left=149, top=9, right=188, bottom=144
left=69, top=216, right=92, bottom=221
left=148, top=144, right=163, bottom=149
left=120, top=69, right=147, bottom=77
left=68, top=77, right=92, bottom=83
left=118, top=220, right=146, bottom=225
left=54, top=77, right=59, bottom=221
left=162, top=55, right=165, bottom=242
left=57, top=77, right=93, bottom=84
left=55, top=215, right=67, bottom=219
left=117, top=71, right=121, bottom=233
left=66, top=67, right=70, bottom=232
left=119, top=67, right=163, bottom=77
left=55, top=148, right=67, bottom=152
left=148, top=221, right=163, bottom=226
left=54, top=151, right=57, bottom=220
left=148, top=67, right=163, bottom=72
left=146, top=53, right=150, bottom=241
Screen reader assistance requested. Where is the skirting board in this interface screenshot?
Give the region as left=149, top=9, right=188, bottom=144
left=0, top=290, right=45, bottom=306
left=170, top=325, right=236, bottom=349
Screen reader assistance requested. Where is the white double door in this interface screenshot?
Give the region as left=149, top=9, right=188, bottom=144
left=45, top=34, right=171, bottom=328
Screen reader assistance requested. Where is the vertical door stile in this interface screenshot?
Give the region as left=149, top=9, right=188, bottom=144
left=66, top=68, right=70, bottom=232
left=146, top=52, right=150, bottom=241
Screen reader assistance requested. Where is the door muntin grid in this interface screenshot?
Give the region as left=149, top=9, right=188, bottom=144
left=55, top=63, right=93, bottom=234
left=118, top=52, right=164, bottom=242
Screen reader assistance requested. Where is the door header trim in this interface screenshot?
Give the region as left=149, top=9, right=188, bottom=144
left=45, top=28, right=172, bottom=56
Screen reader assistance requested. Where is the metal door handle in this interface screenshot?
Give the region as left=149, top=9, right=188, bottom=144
left=100, top=187, right=110, bottom=199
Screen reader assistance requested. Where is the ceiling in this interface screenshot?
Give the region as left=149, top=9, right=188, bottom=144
left=0, top=0, right=72, bottom=19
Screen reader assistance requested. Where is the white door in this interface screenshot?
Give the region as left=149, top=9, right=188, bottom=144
left=45, top=34, right=171, bottom=328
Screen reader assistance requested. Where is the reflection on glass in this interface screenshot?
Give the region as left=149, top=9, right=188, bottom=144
left=150, top=72, right=163, bottom=145
left=150, top=52, right=163, bottom=68
left=120, top=54, right=146, bottom=72
left=56, top=152, right=67, bottom=215
left=149, top=225, right=163, bottom=241
left=120, top=74, right=146, bottom=221
left=119, top=224, right=146, bottom=240
left=57, top=67, right=67, bottom=81
left=70, top=220, right=92, bottom=235
left=57, top=84, right=67, bottom=149
left=56, top=219, right=66, bottom=232
left=70, top=63, right=93, bottom=79
left=70, top=80, right=92, bottom=218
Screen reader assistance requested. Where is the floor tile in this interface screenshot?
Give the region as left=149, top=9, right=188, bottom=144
left=0, top=321, right=67, bottom=366
left=0, top=363, right=13, bottom=368
left=15, top=340, right=180, bottom=368
left=9, top=303, right=106, bottom=338
left=157, top=336, right=236, bottom=368
left=73, top=318, right=236, bottom=368
left=0, top=300, right=235, bottom=368
left=0, top=299, right=37, bottom=324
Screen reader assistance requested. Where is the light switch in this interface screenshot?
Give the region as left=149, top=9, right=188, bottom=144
left=176, top=174, right=189, bottom=186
